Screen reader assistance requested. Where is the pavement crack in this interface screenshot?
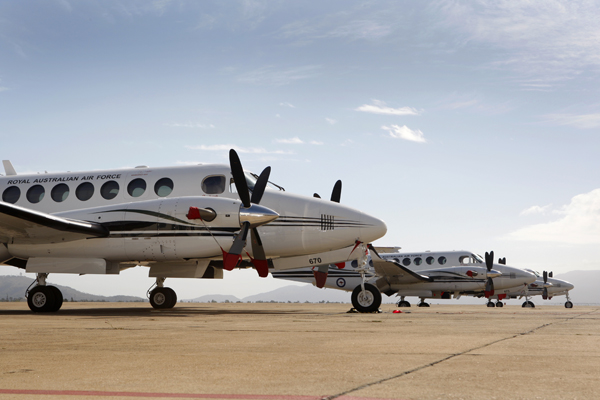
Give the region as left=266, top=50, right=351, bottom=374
left=322, top=309, right=598, bottom=400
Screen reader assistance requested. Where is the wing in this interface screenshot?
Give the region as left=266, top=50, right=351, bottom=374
left=368, top=244, right=432, bottom=284
left=0, top=201, right=109, bottom=244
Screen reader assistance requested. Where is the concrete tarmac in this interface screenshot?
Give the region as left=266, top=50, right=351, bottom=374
left=0, top=302, right=598, bottom=400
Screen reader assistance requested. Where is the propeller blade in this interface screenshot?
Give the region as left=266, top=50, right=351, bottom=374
left=485, top=277, right=495, bottom=298
left=229, top=149, right=251, bottom=208
left=250, top=166, right=271, bottom=204
left=250, top=228, right=269, bottom=278
left=498, top=257, right=506, bottom=265
left=543, top=287, right=549, bottom=300
left=223, top=222, right=250, bottom=270
left=313, top=193, right=321, bottom=199
left=313, top=264, right=329, bottom=289
left=330, top=180, right=342, bottom=203
left=543, top=271, right=548, bottom=284
left=484, top=251, right=494, bottom=271
left=549, top=271, right=553, bottom=278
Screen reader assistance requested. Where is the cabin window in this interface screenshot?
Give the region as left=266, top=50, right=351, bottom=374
left=101, top=181, right=119, bottom=200
left=51, top=184, right=70, bottom=202
left=76, top=182, right=94, bottom=201
left=154, top=178, right=174, bottom=197
left=127, top=178, right=146, bottom=197
left=27, top=185, right=45, bottom=203
left=414, top=257, right=422, bottom=266
left=202, top=175, right=226, bottom=195
left=402, top=258, right=411, bottom=266
left=2, top=186, right=20, bottom=204
left=438, top=256, right=447, bottom=265
left=426, top=256, right=434, bottom=265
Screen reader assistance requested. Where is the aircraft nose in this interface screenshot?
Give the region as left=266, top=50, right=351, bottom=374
left=358, top=212, right=387, bottom=243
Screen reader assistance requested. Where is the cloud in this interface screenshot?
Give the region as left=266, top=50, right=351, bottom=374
left=507, top=189, right=600, bottom=244
left=356, top=100, right=420, bottom=116
left=187, top=144, right=291, bottom=154
left=238, top=65, right=321, bottom=86
left=520, top=204, right=553, bottom=216
left=0, top=87, right=8, bottom=92
left=439, top=1, right=600, bottom=83
left=310, top=140, right=323, bottom=145
left=543, top=113, right=600, bottom=129
left=164, top=122, right=215, bottom=129
left=325, top=118, right=337, bottom=125
left=279, top=102, right=296, bottom=108
left=275, top=137, right=303, bottom=144
left=382, top=125, right=426, bottom=143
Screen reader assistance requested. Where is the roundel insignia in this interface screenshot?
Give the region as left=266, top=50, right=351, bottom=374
left=336, top=278, right=346, bottom=288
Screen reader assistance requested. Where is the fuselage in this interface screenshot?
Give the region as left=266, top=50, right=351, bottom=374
left=490, top=269, right=574, bottom=300
left=272, top=250, right=536, bottom=299
left=0, top=164, right=387, bottom=265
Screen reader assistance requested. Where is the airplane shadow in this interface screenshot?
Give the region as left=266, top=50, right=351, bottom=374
left=0, top=304, right=331, bottom=318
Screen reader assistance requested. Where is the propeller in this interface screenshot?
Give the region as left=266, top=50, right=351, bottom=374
left=223, top=150, right=278, bottom=277
left=498, top=257, right=506, bottom=265
left=542, top=271, right=549, bottom=300
left=313, top=193, right=321, bottom=199
left=484, top=251, right=495, bottom=298
left=330, top=180, right=342, bottom=203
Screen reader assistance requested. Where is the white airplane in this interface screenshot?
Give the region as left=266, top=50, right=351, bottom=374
left=271, top=246, right=536, bottom=312
left=485, top=268, right=575, bottom=308
left=0, top=150, right=387, bottom=312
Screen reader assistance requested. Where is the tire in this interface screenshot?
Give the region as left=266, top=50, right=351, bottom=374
left=48, top=286, right=63, bottom=312
left=351, top=284, right=381, bottom=313
left=150, top=287, right=173, bottom=309
left=487, top=302, right=495, bottom=307
left=496, top=301, right=504, bottom=308
left=565, top=301, right=573, bottom=309
left=163, top=287, right=177, bottom=309
left=397, top=300, right=411, bottom=308
left=417, top=302, right=430, bottom=307
left=27, top=286, right=56, bottom=313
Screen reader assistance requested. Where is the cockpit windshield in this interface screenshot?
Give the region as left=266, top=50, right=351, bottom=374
left=231, top=171, right=285, bottom=193
left=459, top=254, right=483, bottom=265
left=472, top=254, right=484, bottom=263
left=524, top=269, right=541, bottom=277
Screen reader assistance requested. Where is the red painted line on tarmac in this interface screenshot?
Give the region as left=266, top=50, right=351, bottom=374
left=0, top=390, right=319, bottom=399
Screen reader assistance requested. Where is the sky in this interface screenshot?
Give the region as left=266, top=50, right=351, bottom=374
left=1, top=0, right=600, bottom=299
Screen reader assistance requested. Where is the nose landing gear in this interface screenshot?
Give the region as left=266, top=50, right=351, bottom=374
left=26, top=273, right=64, bottom=313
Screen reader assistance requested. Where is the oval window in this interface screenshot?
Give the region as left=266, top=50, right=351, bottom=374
left=26, top=185, right=45, bottom=204
left=438, top=256, right=447, bottom=265
left=51, top=184, right=70, bottom=202
left=2, top=186, right=21, bottom=204
left=414, top=257, right=422, bottom=266
left=202, top=175, right=226, bottom=195
left=154, top=178, right=174, bottom=197
left=426, top=256, right=434, bottom=265
left=402, top=258, right=411, bottom=266
left=101, top=181, right=120, bottom=200
left=76, top=182, right=94, bottom=201
left=127, top=178, right=146, bottom=197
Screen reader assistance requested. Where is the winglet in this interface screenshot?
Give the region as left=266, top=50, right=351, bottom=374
left=2, top=160, right=16, bottom=176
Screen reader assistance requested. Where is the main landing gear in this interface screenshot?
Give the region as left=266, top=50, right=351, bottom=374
left=417, top=299, right=430, bottom=307
left=487, top=301, right=504, bottom=308
left=522, top=300, right=535, bottom=308
left=148, top=278, right=177, bottom=309
left=397, top=296, right=411, bottom=308
left=26, top=273, right=64, bottom=313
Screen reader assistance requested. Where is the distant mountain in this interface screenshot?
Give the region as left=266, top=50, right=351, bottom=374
left=549, top=270, right=599, bottom=305
left=187, top=294, right=241, bottom=303
left=0, top=275, right=145, bottom=302
left=240, top=285, right=352, bottom=303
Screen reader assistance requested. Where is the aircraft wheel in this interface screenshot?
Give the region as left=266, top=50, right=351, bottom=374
left=164, top=287, right=177, bottom=309
left=417, top=302, right=430, bottom=307
left=27, top=286, right=56, bottom=313
left=149, top=287, right=174, bottom=309
left=351, top=284, right=381, bottom=313
left=397, top=300, right=411, bottom=307
left=565, top=301, right=573, bottom=308
left=522, top=301, right=535, bottom=308
left=48, top=286, right=63, bottom=312
left=496, top=301, right=504, bottom=308
left=487, top=301, right=496, bottom=307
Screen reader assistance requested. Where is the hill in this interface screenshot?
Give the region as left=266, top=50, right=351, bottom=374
left=0, top=275, right=145, bottom=302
